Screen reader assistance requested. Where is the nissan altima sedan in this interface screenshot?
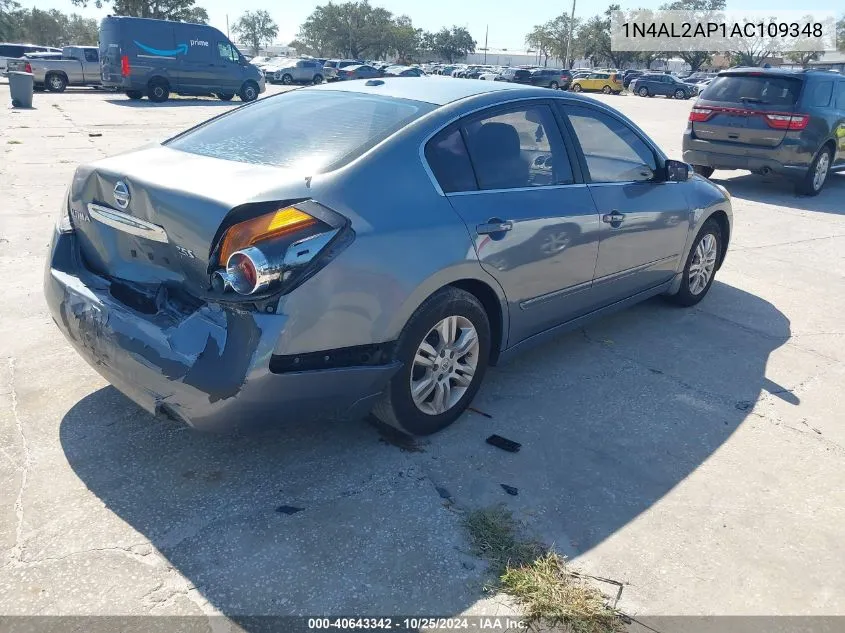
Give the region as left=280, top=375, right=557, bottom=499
left=44, top=77, right=732, bottom=436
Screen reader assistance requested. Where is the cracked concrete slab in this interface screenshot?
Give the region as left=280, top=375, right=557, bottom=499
left=1, top=81, right=844, bottom=624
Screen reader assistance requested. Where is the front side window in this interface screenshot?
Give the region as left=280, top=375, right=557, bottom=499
left=563, top=105, right=657, bottom=183
left=84, top=49, right=98, bottom=62
left=461, top=104, right=574, bottom=190
left=217, top=42, right=238, bottom=63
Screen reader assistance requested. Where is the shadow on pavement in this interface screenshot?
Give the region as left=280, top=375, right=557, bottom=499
left=60, top=282, right=789, bottom=621
left=713, top=171, right=845, bottom=215
left=105, top=98, right=240, bottom=108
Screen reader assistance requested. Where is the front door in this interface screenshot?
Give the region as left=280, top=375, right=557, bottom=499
left=559, top=104, right=691, bottom=306
left=425, top=101, right=602, bottom=344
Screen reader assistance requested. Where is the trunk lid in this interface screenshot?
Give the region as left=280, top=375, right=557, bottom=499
left=692, top=73, right=804, bottom=148
left=70, top=146, right=312, bottom=296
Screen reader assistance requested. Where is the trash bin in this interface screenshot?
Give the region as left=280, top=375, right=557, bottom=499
left=9, top=71, right=34, bottom=108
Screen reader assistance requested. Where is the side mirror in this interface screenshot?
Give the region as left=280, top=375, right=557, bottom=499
left=665, top=159, right=690, bottom=182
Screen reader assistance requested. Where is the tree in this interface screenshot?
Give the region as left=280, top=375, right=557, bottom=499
left=576, top=5, right=636, bottom=69
left=432, top=26, right=475, bottom=63
left=786, top=50, right=821, bottom=66
left=391, top=15, right=421, bottom=62
left=839, top=16, right=844, bottom=52
left=65, top=14, right=98, bottom=44
left=233, top=10, right=278, bottom=56
left=70, top=0, right=209, bottom=23
left=547, top=14, right=583, bottom=68
left=525, top=23, right=554, bottom=67
left=0, top=0, right=20, bottom=41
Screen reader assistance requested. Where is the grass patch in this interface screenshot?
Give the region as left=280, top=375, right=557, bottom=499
left=7, top=140, right=22, bottom=145
left=463, top=506, right=625, bottom=633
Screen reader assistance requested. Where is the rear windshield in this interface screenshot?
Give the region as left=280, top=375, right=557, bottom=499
left=166, top=89, right=434, bottom=171
left=700, top=75, right=801, bottom=107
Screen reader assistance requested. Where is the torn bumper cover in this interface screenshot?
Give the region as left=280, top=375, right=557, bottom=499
left=43, top=230, right=399, bottom=432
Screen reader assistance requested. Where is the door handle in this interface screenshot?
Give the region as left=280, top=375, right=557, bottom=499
left=602, top=212, right=626, bottom=226
left=477, top=220, right=513, bottom=235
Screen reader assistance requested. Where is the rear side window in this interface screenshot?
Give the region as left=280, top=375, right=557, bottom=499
left=701, top=75, right=801, bottom=107
left=167, top=90, right=434, bottom=170
left=0, top=45, right=25, bottom=58
left=809, top=81, right=833, bottom=107
left=837, top=82, right=845, bottom=110
left=425, top=128, right=477, bottom=193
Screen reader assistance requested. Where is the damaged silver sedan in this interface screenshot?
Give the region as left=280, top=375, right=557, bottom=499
left=45, top=78, right=732, bottom=435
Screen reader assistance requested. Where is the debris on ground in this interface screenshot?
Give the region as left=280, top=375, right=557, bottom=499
left=500, top=484, right=519, bottom=496
left=486, top=434, right=521, bottom=453
left=468, top=406, right=493, bottom=419
left=275, top=505, right=304, bottom=515
left=435, top=486, right=452, bottom=500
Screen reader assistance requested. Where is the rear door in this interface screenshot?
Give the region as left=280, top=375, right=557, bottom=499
left=691, top=73, right=803, bottom=155
left=560, top=103, right=690, bottom=304
left=427, top=101, right=602, bottom=343
left=835, top=81, right=845, bottom=167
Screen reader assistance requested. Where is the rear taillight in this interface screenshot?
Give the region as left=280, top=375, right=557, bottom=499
left=763, top=113, right=809, bottom=130
left=121, top=55, right=130, bottom=77
left=689, top=107, right=713, bottom=122
left=24, top=62, right=32, bottom=74
left=212, top=201, right=352, bottom=297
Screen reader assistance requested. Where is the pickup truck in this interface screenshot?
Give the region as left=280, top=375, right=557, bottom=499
left=6, top=46, right=100, bottom=92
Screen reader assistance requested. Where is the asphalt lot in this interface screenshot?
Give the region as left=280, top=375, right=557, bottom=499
left=1, top=81, right=844, bottom=625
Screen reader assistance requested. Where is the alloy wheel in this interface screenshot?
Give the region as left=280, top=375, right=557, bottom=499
left=689, top=233, right=718, bottom=295
left=813, top=151, right=830, bottom=192
left=410, top=315, right=479, bottom=416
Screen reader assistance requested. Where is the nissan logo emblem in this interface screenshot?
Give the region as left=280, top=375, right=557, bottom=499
left=113, top=181, right=130, bottom=209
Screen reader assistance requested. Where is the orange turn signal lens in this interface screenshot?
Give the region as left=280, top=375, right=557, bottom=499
left=218, top=207, right=316, bottom=265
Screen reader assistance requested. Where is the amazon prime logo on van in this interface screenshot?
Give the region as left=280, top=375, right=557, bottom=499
left=190, top=40, right=209, bottom=47
left=113, top=181, right=130, bottom=209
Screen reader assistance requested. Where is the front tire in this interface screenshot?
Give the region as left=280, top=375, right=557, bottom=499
left=571, top=83, right=582, bottom=92
left=797, top=146, right=832, bottom=196
left=674, top=89, right=685, bottom=99
left=667, top=219, right=722, bottom=307
left=549, top=81, right=558, bottom=89
left=281, top=73, right=293, bottom=85
left=602, top=85, right=611, bottom=94
left=372, top=287, right=491, bottom=436
left=313, top=74, right=323, bottom=84
left=239, top=81, right=259, bottom=102
left=216, top=92, right=235, bottom=101
left=638, top=86, right=649, bottom=97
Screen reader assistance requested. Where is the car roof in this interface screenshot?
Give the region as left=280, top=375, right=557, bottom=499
left=719, top=66, right=840, bottom=80
left=304, top=75, right=602, bottom=106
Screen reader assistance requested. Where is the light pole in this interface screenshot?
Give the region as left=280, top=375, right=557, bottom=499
left=483, top=25, right=488, bottom=64
left=564, top=0, right=576, bottom=69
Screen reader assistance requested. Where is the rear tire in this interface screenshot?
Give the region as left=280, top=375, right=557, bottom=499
left=312, top=74, right=323, bottom=84
left=46, top=73, right=67, bottom=93
left=549, top=81, right=558, bottom=89
left=674, top=89, right=685, bottom=99
left=371, top=287, right=491, bottom=436
left=692, top=165, right=714, bottom=178
left=216, top=92, right=235, bottom=101
left=572, top=83, right=582, bottom=92
left=797, top=146, right=832, bottom=196
left=147, top=78, right=170, bottom=102
left=667, top=219, right=722, bottom=307
left=239, top=80, right=259, bottom=102
left=126, top=90, right=143, bottom=100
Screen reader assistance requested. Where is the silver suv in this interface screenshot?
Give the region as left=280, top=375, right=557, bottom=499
left=267, top=59, right=325, bottom=85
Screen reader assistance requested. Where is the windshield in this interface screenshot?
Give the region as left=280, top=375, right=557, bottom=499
left=701, top=75, right=801, bottom=107
left=166, top=90, right=434, bottom=171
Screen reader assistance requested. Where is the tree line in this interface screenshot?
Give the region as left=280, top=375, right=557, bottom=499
left=0, top=4, right=99, bottom=46
left=527, top=0, right=845, bottom=72
left=232, top=2, right=476, bottom=63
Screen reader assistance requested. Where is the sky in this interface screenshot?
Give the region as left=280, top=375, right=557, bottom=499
left=18, top=0, right=845, bottom=52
